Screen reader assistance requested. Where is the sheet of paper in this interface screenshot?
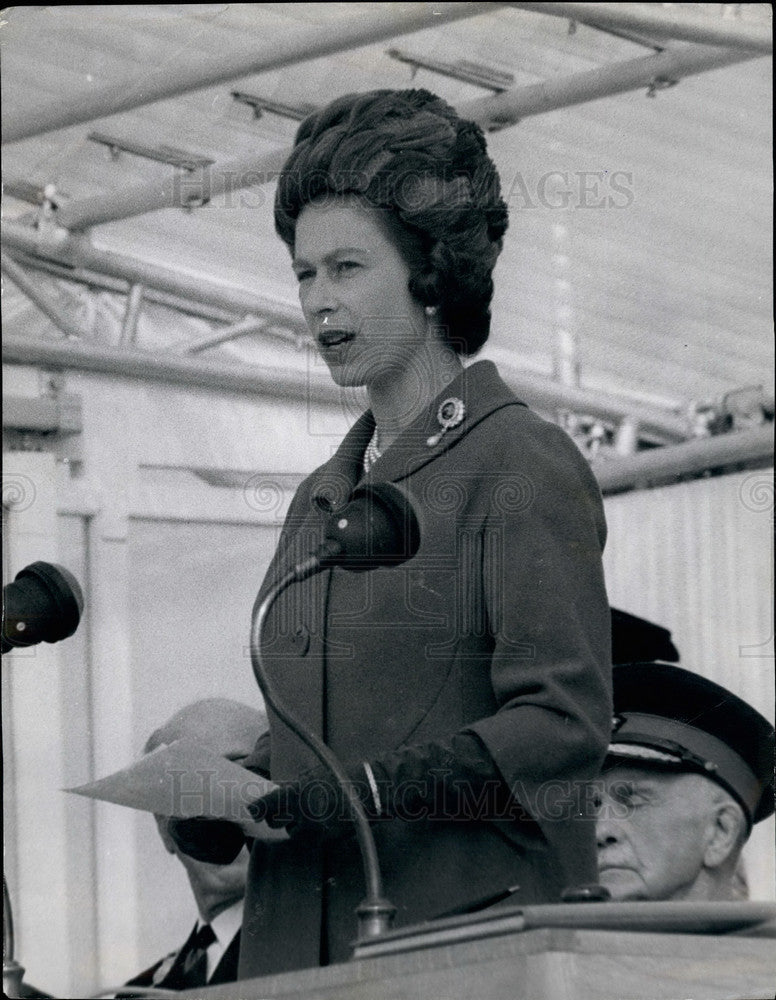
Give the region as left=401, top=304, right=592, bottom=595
left=66, top=737, right=278, bottom=830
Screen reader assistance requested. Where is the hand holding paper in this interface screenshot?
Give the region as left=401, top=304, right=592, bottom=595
left=66, top=736, right=280, bottom=837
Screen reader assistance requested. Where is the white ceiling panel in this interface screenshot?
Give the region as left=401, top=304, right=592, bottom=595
left=2, top=3, right=772, bottom=417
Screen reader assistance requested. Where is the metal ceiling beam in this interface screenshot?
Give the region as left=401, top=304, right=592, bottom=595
left=494, top=361, right=691, bottom=441
left=4, top=251, right=241, bottom=324
left=5, top=247, right=305, bottom=354
left=1, top=334, right=342, bottom=405
left=462, top=41, right=760, bottom=131
left=45, top=41, right=760, bottom=232
left=5, top=337, right=769, bottom=485
left=4, top=236, right=692, bottom=441
left=177, top=316, right=269, bottom=355
left=594, top=424, right=774, bottom=495
left=2, top=3, right=505, bottom=144
left=0, top=251, right=89, bottom=341
left=2, top=220, right=306, bottom=333
left=1, top=319, right=691, bottom=442
left=510, top=4, right=773, bottom=54
left=51, top=146, right=288, bottom=231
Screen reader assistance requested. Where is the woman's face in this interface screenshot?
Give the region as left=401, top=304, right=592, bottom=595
left=292, top=196, right=430, bottom=388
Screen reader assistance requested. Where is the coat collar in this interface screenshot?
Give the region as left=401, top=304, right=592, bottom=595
left=312, top=361, right=526, bottom=511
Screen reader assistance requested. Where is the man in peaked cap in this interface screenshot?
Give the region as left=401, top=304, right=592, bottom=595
left=595, top=662, right=774, bottom=902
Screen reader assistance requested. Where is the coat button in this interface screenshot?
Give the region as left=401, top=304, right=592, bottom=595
left=289, top=625, right=310, bottom=656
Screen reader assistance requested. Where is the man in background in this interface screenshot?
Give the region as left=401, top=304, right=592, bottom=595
left=123, top=698, right=267, bottom=991
left=596, top=662, right=774, bottom=902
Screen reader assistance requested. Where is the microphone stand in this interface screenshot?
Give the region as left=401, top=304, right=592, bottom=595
left=249, top=548, right=396, bottom=943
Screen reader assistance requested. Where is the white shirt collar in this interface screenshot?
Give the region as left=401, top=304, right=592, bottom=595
left=198, top=897, right=243, bottom=980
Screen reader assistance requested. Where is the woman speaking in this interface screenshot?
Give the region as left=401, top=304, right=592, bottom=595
left=175, top=88, right=612, bottom=977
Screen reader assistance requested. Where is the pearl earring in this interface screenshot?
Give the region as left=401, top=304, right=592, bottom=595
left=425, top=305, right=437, bottom=317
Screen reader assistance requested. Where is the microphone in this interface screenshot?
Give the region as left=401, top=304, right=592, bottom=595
left=249, top=481, right=420, bottom=942
left=2, top=561, right=84, bottom=654
left=290, top=482, right=421, bottom=582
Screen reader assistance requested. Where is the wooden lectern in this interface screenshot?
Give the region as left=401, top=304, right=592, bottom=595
left=189, top=901, right=776, bottom=1000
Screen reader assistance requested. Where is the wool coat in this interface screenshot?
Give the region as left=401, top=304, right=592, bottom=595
left=239, top=360, right=612, bottom=977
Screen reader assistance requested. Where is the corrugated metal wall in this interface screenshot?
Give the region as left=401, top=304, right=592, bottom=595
left=603, top=467, right=775, bottom=900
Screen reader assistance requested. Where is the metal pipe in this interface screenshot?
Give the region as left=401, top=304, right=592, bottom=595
left=8, top=249, right=304, bottom=352
left=462, top=42, right=761, bottom=130
left=1, top=334, right=341, bottom=405
left=2, top=329, right=692, bottom=441
left=53, top=146, right=289, bottom=232
left=2, top=3, right=504, bottom=144
left=250, top=571, right=395, bottom=941
left=510, top=4, right=773, bottom=54
left=3, top=251, right=238, bottom=324
left=119, top=283, right=144, bottom=346
left=0, top=251, right=88, bottom=340
left=45, top=41, right=760, bottom=231
left=0, top=244, right=697, bottom=437
left=3, top=222, right=694, bottom=437
left=594, top=424, right=774, bottom=495
left=495, top=361, right=690, bottom=441
left=2, top=221, right=307, bottom=331
left=613, top=416, right=640, bottom=457
left=178, top=315, right=268, bottom=355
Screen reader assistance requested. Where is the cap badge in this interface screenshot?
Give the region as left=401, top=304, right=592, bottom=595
left=427, top=397, right=466, bottom=448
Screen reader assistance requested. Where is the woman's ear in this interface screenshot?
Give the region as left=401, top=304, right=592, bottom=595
left=703, top=801, right=745, bottom=869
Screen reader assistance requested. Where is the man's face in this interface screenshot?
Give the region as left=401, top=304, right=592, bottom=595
left=156, top=815, right=250, bottom=908
left=595, top=766, right=718, bottom=901
left=180, top=844, right=252, bottom=901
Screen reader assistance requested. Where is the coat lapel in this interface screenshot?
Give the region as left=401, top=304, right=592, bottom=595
left=311, top=361, right=527, bottom=508
left=359, top=361, right=527, bottom=486
left=286, top=361, right=525, bottom=759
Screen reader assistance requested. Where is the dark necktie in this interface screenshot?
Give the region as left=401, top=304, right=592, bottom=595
left=160, top=922, right=217, bottom=990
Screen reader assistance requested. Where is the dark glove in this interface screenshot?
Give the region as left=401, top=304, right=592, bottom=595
left=247, top=732, right=520, bottom=838
left=248, top=762, right=381, bottom=839
left=166, top=815, right=247, bottom=864
left=372, top=732, right=521, bottom=822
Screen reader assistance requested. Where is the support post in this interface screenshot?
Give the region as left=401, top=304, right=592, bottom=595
left=119, top=283, right=144, bottom=347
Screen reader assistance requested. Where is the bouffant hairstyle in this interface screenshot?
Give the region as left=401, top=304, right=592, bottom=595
left=274, top=89, right=508, bottom=356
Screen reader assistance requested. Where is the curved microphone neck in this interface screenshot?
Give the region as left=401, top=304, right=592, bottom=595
left=249, top=572, right=395, bottom=942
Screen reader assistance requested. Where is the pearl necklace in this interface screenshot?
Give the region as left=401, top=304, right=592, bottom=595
left=363, top=429, right=382, bottom=473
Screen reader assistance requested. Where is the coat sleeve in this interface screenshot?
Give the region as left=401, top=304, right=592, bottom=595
left=353, top=413, right=611, bottom=880
left=462, top=415, right=612, bottom=874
